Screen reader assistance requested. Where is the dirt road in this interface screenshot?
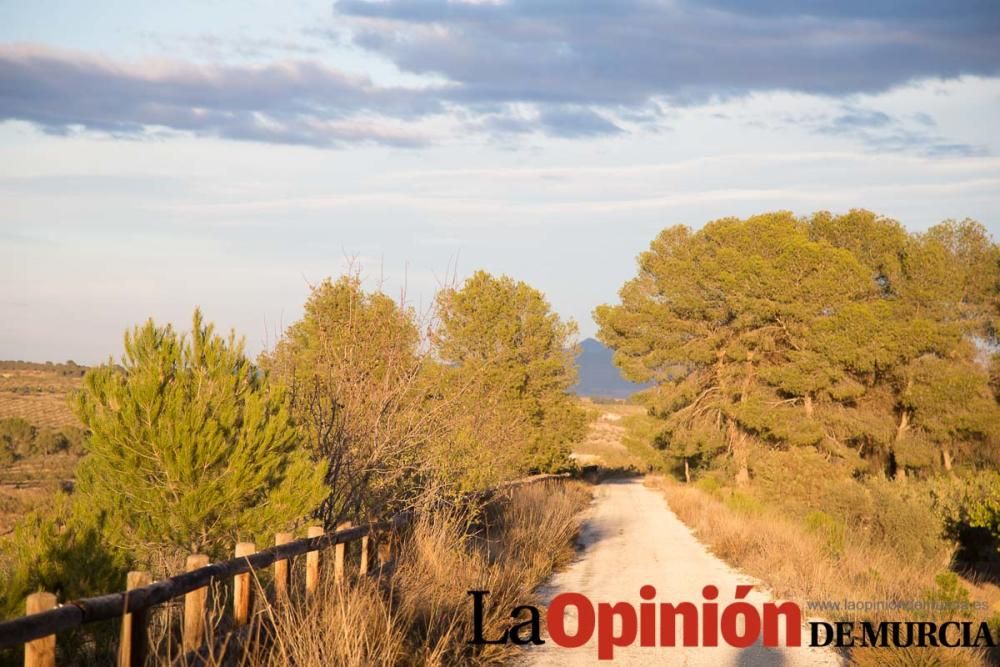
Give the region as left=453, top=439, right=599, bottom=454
left=527, top=477, right=843, bottom=666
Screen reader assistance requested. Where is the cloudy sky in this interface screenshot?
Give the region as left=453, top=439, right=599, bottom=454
left=2, top=0, right=999, bottom=363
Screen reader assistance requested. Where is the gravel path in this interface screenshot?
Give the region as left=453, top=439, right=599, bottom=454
left=526, top=477, right=844, bottom=666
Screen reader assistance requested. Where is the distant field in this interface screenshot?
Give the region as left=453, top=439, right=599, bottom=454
left=0, top=362, right=86, bottom=534
left=572, top=399, right=663, bottom=472
left=0, top=363, right=83, bottom=429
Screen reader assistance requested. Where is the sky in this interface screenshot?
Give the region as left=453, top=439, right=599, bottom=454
left=1, top=0, right=999, bottom=364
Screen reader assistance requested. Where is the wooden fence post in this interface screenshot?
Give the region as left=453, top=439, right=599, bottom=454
left=334, top=521, right=352, bottom=584
left=182, top=554, right=210, bottom=652
left=118, top=571, right=152, bottom=667
left=359, top=534, right=370, bottom=576
left=233, top=543, right=255, bottom=627
left=305, top=526, right=323, bottom=597
left=24, top=592, right=56, bottom=667
left=273, top=532, right=293, bottom=603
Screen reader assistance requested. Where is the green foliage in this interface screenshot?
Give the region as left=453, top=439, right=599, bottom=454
left=32, top=429, right=69, bottom=456
left=0, top=495, right=129, bottom=619
left=59, top=425, right=86, bottom=456
left=921, top=571, right=972, bottom=620
left=855, top=480, right=951, bottom=563
left=73, top=309, right=326, bottom=565
left=617, top=412, right=671, bottom=473
left=747, top=447, right=950, bottom=562
left=0, top=417, right=36, bottom=458
left=693, top=475, right=723, bottom=497
left=0, top=418, right=84, bottom=462
left=597, top=210, right=1000, bottom=482
left=724, top=491, right=763, bottom=516
left=804, top=510, right=846, bottom=557
left=435, top=271, right=587, bottom=473
left=966, top=472, right=1000, bottom=542
left=0, top=494, right=129, bottom=663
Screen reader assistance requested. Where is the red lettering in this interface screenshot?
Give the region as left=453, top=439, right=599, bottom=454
left=597, top=602, right=637, bottom=660
left=547, top=593, right=595, bottom=648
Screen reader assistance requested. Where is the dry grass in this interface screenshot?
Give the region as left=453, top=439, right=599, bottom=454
left=0, top=483, right=62, bottom=536
left=653, top=478, right=996, bottom=666
left=157, top=480, right=591, bottom=667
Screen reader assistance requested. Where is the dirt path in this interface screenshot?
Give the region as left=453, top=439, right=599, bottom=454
left=527, top=477, right=843, bottom=666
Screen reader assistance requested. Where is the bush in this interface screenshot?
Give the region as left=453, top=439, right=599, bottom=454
left=750, top=447, right=874, bottom=524
left=33, top=429, right=69, bottom=456
left=0, top=442, right=14, bottom=466
left=865, top=478, right=952, bottom=564
left=0, top=494, right=130, bottom=665
left=724, top=491, right=763, bottom=516
left=59, top=426, right=86, bottom=456
left=0, top=418, right=35, bottom=459
left=804, top=510, right=845, bottom=557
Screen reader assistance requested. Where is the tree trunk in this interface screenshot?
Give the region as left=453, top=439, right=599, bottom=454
left=739, top=351, right=754, bottom=403
left=727, top=419, right=750, bottom=486
left=895, top=410, right=910, bottom=442
left=684, top=458, right=691, bottom=484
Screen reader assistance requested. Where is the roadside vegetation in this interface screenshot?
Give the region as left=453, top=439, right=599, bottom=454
left=235, top=480, right=590, bottom=666
left=600, top=210, right=1000, bottom=665
left=0, top=268, right=589, bottom=665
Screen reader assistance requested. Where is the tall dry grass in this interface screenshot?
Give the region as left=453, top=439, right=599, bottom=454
left=172, top=480, right=590, bottom=667
left=655, top=479, right=993, bottom=666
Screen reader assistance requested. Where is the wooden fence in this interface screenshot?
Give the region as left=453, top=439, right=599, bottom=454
left=0, top=473, right=569, bottom=666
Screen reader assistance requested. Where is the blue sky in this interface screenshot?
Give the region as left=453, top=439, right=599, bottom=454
left=1, top=0, right=999, bottom=363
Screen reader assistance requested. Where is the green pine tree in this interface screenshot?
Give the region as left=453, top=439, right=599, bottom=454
left=596, top=211, right=1000, bottom=483
left=73, top=309, right=325, bottom=565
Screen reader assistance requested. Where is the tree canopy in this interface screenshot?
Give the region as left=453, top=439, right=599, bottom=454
left=74, top=310, right=326, bottom=564
left=596, top=210, right=1000, bottom=483
left=261, top=276, right=431, bottom=525
left=434, top=271, right=587, bottom=472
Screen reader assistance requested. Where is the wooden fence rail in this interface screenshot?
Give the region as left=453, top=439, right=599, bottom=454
left=0, top=472, right=568, bottom=665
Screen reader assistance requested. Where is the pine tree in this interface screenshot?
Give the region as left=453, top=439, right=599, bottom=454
left=434, top=271, right=586, bottom=472
left=74, top=310, right=325, bottom=564
left=597, top=211, right=1000, bottom=483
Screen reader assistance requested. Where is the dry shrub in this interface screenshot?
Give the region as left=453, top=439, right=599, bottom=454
left=199, top=480, right=590, bottom=667
left=851, top=644, right=984, bottom=667
left=654, top=479, right=990, bottom=666
left=258, top=577, right=407, bottom=666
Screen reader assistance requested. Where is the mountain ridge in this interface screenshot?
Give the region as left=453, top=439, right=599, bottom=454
left=572, top=338, right=652, bottom=399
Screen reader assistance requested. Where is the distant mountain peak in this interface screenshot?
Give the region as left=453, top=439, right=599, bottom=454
left=572, top=338, right=652, bottom=399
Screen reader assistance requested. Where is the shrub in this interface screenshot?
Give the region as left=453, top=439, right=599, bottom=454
left=0, top=417, right=35, bottom=459
left=693, top=475, right=723, bottom=498
left=724, top=491, right=763, bottom=516
left=229, top=481, right=591, bottom=666
left=33, top=429, right=69, bottom=456
left=0, top=442, right=14, bottom=466
left=0, top=494, right=130, bottom=665
left=865, top=478, right=952, bottom=565
left=59, top=426, right=86, bottom=456
left=804, top=510, right=845, bottom=557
